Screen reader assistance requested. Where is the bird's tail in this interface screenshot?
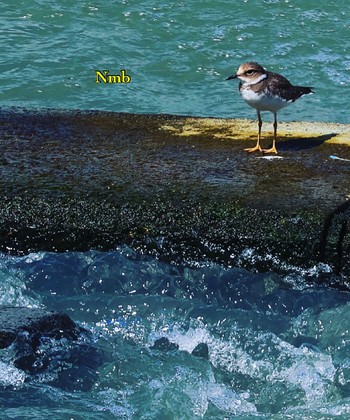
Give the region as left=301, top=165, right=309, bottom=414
left=297, top=86, right=314, bottom=96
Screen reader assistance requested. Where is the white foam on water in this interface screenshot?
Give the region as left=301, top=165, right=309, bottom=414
left=156, top=323, right=211, bottom=354
left=207, top=328, right=337, bottom=405
left=0, top=257, right=41, bottom=307
left=0, top=361, right=26, bottom=388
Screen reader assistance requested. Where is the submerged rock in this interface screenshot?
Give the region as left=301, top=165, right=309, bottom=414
left=0, top=306, right=84, bottom=349
left=151, top=337, right=179, bottom=352
left=0, top=306, right=103, bottom=391
left=192, top=343, right=209, bottom=360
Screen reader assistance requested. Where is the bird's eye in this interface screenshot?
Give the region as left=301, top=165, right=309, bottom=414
left=246, top=70, right=255, bottom=75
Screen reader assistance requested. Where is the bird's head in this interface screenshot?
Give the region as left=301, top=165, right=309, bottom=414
left=226, top=62, right=267, bottom=85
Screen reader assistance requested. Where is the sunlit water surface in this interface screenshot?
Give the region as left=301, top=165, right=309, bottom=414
left=1, top=1, right=350, bottom=123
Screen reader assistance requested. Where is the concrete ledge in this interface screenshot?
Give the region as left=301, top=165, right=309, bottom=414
left=0, top=108, right=349, bottom=279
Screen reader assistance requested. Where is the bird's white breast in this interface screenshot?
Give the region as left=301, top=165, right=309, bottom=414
left=240, top=88, right=292, bottom=112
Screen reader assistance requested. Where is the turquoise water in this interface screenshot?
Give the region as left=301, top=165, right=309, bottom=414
left=1, top=248, right=350, bottom=419
left=1, top=0, right=350, bottom=123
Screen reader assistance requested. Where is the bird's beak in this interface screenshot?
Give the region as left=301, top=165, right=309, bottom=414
left=226, top=74, right=237, bottom=81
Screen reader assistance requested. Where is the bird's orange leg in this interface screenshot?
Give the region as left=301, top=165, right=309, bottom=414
left=262, top=113, right=278, bottom=154
left=245, top=111, right=263, bottom=152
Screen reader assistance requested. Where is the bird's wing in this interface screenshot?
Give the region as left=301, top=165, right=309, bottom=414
left=267, top=72, right=312, bottom=101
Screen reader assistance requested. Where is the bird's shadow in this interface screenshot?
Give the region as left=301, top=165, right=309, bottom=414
left=271, top=133, right=337, bottom=151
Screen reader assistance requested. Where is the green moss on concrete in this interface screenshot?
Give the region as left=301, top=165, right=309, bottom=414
left=0, top=108, right=349, bottom=279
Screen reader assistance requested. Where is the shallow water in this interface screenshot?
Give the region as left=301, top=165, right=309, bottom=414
left=1, top=0, right=350, bottom=123
left=1, top=248, right=350, bottom=418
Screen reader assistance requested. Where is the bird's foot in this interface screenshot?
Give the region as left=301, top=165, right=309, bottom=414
left=262, top=146, right=278, bottom=154
left=244, top=145, right=262, bottom=153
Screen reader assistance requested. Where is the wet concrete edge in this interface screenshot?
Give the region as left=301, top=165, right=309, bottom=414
left=0, top=107, right=349, bottom=281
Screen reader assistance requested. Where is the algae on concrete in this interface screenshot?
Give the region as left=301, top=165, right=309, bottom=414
left=0, top=108, right=349, bottom=280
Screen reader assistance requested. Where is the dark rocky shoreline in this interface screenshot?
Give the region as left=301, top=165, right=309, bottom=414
left=0, top=107, right=349, bottom=278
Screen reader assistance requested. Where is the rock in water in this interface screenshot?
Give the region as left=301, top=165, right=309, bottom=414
left=0, top=306, right=103, bottom=391
left=0, top=306, right=84, bottom=349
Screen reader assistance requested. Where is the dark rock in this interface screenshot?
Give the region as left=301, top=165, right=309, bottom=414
left=151, top=337, right=179, bottom=352
left=0, top=306, right=103, bottom=390
left=291, top=335, right=319, bottom=348
left=191, top=343, right=209, bottom=360
left=0, top=306, right=85, bottom=349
